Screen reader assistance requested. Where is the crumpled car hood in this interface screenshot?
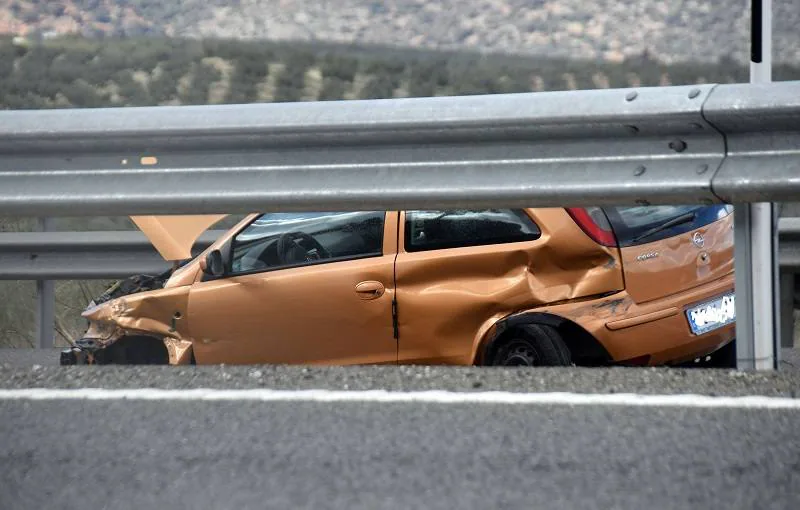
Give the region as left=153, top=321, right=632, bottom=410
left=131, top=214, right=227, bottom=261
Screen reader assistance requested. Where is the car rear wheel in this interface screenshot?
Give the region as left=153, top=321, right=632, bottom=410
left=490, top=324, right=572, bottom=367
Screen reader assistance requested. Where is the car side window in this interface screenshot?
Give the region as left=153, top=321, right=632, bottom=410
left=405, top=209, right=541, bottom=252
left=230, top=211, right=385, bottom=274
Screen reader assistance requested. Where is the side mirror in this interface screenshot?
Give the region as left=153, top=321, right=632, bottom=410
left=201, top=249, right=225, bottom=277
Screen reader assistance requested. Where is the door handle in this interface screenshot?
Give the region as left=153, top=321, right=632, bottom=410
left=355, top=281, right=385, bottom=300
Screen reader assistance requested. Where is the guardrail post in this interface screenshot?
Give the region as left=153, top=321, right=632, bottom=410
left=35, top=218, right=55, bottom=349
left=780, top=270, right=796, bottom=348
left=735, top=0, right=779, bottom=370
left=734, top=207, right=755, bottom=369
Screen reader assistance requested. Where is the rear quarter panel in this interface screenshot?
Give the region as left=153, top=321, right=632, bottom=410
left=395, top=208, right=625, bottom=364
left=522, top=272, right=736, bottom=364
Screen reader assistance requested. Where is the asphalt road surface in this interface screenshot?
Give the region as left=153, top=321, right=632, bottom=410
left=2, top=363, right=800, bottom=510
left=2, top=395, right=800, bottom=510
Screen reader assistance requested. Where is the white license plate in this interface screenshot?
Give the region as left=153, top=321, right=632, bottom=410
left=686, top=293, right=736, bottom=335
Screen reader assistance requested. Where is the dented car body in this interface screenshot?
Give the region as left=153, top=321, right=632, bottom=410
left=63, top=205, right=736, bottom=367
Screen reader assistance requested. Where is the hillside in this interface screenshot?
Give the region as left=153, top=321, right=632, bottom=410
left=3, top=35, right=800, bottom=111
left=1, top=0, right=799, bottom=66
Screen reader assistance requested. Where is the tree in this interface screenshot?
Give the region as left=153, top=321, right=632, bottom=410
left=115, top=70, right=153, bottom=106
left=321, top=54, right=358, bottom=82
left=359, top=74, right=395, bottom=99
left=180, top=62, right=221, bottom=105
left=61, top=80, right=103, bottom=108
left=273, top=61, right=309, bottom=102
left=319, top=77, right=348, bottom=101
left=226, top=54, right=268, bottom=103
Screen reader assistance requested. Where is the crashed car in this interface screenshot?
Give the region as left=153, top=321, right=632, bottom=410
left=62, top=205, right=736, bottom=367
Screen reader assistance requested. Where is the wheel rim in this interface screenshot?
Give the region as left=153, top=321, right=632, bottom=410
left=501, top=340, right=539, bottom=366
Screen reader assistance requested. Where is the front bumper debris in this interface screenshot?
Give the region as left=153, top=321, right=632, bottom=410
left=60, top=347, right=90, bottom=365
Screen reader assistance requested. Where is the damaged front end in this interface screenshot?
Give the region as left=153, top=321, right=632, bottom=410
left=60, top=266, right=186, bottom=365
left=59, top=213, right=236, bottom=366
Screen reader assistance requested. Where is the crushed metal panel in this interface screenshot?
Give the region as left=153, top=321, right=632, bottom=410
left=394, top=208, right=625, bottom=365
left=81, top=286, right=192, bottom=351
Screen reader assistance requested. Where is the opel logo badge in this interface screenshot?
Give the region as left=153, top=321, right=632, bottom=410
left=692, top=232, right=705, bottom=248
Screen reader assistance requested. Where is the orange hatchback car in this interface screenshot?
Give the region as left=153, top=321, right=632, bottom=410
left=62, top=205, right=736, bottom=367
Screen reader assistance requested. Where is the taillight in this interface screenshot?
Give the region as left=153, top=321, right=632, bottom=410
left=566, top=207, right=618, bottom=247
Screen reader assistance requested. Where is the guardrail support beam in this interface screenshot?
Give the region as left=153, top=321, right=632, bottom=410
left=734, top=0, right=779, bottom=370
left=34, top=218, right=56, bottom=349
left=780, top=270, right=796, bottom=348
left=35, top=279, right=55, bottom=349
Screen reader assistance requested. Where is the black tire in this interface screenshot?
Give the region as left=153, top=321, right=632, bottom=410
left=94, top=336, right=168, bottom=365
left=490, top=324, right=572, bottom=367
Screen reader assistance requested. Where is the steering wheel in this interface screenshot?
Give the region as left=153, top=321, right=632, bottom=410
left=276, top=232, right=331, bottom=266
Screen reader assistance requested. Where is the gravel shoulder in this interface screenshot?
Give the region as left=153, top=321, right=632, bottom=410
left=2, top=347, right=800, bottom=397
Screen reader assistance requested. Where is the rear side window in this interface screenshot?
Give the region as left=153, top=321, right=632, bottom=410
left=602, top=205, right=734, bottom=247
left=405, top=209, right=540, bottom=252
left=230, top=211, right=385, bottom=274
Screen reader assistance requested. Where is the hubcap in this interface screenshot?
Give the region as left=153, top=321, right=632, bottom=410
left=502, top=341, right=538, bottom=366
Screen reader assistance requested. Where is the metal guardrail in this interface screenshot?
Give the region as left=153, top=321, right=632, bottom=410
left=0, top=230, right=223, bottom=279
left=0, top=82, right=798, bottom=216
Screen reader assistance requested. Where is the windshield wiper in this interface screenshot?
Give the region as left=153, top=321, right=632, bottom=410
left=630, top=211, right=697, bottom=243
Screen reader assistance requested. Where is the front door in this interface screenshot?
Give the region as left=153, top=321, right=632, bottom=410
left=187, top=211, right=398, bottom=365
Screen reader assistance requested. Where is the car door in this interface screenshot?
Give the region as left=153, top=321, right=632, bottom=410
left=187, top=211, right=399, bottom=365
left=394, top=209, right=548, bottom=365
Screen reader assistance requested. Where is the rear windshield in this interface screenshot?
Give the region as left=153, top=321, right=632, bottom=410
left=602, top=205, right=733, bottom=247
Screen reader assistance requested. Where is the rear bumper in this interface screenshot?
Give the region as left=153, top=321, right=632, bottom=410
left=595, top=273, right=736, bottom=365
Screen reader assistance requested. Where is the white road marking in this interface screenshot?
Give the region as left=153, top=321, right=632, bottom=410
left=0, top=388, right=799, bottom=409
